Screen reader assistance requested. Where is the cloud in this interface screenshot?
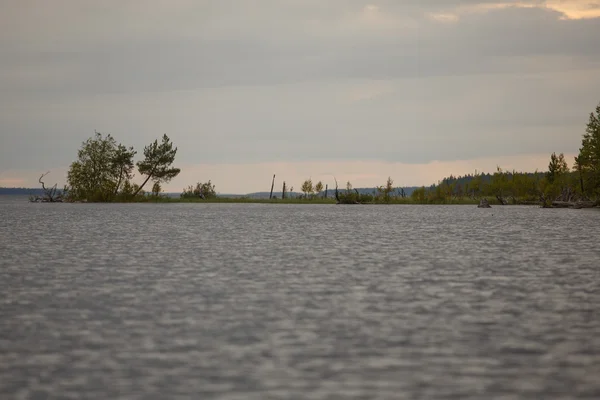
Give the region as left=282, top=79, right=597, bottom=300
left=0, top=1, right=599, bottom=191
left=2, top=2, right=599, bottom=95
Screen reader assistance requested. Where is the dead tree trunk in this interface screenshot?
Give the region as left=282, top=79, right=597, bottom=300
left=282, top=181, right=286, bottom=199
left=572, top=201, right=597, bottom=209
left=33, top=171, right=61, bottom=202
left=478, top=198, right=491, bottom=208
left=325, top=184, right=328, bottom=199
left=334, top=177, right=340, bottom=203
left=269, top=174, right=276, bottom=200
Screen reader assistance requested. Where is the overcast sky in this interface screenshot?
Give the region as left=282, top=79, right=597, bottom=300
left=1, top=0, right=599, bottom=193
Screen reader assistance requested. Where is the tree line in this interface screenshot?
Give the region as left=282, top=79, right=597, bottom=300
left=288, top=101, right=600, bottom=205
left=408, top=102, right=600, bottom=205
left=44, top=101, right=600, bottom=205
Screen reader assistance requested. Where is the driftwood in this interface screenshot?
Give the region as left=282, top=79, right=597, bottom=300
left=540, top=185, right=597, bottom=209
left=556, top=187, right=576, bottom=203
left=478, top=198, right=491, bottom=208
left=572, top=201, right=597, bottom=209
left=30, top=172, right=63, bottom=202
left=552, top=200, right=596, bottom=209
left=496, top=195, right=508, bottom=205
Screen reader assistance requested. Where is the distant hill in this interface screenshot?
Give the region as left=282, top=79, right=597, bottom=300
left=0, top=188, right=48, bottom=196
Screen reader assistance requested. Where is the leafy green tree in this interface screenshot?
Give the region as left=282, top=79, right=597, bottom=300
left=577, top=102, right=600, bottom=197
left=573, top=156, right=585, bottom=194
left=547, top=152, right=569, bottom=184
left=543, top=152, right=572, bottom=200
left=411, top=186, right=426, bottom=203
left=151, top=182, right=162, bottom=197
left=469, top=171, right=484, bottom=198
left=134, top=134, right=180, bottom=196
left=375, top=177, right=395, bottom=203
left=490, top=166, right=511, bottom=202
left=67, top=131, right=135, bottom=201
left=112, top=144, right=137, bottom=196
left=383, top=176, right=394, bottom=203
left=119, top=179, right=135, bottom=200
left=181, top=180, right=217, bottom=199
left=301, top=178, right=314, bottom=198
left=315, top=181, right=324, bottom=197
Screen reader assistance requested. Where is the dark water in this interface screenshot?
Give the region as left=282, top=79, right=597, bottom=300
left=1, top=197, right=600, bottom=399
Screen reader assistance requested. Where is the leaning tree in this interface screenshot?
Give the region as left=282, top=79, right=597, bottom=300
left=133, top=134, right=180, bottom=196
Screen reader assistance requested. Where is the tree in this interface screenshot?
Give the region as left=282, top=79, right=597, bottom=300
left=67, top=131, right=135, bottom=201
left=374, top=177, right=395, bottom=203
left=301, top=178, right=314, bottom=198
left=112, top=144, right=136, bottom=196
left=573, top=155, right=585, bottom=194
left=134, top=134, right=180, bottom=197
left=543, top=152, right=572, bottom=201
left=411, top=186, right=426, bottom=203
left=491, top=166, right=511, bottom=203
left=547, top=152, right=569, bottom=184
left=469, top=171, right=483, bottom=198
left=151, top=182, right=162, bottom=197
left=181, top=180, right=217, bottom=199
left=315, top=181, right=324, bottom=197
left=577, top=102, right=600, bottom=196
left=383, top=176, right=394, bottom=203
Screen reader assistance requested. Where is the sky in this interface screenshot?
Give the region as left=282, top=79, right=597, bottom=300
left=1, top=0, right=599, bottom=193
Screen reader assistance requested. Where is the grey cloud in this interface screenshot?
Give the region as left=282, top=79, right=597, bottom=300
left=1, top=1, right=599, bottom=172
left=3, top=4, right=599, bottom=95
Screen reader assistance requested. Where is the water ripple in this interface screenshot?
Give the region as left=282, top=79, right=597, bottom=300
left=1, top=201, right=600, bottom=399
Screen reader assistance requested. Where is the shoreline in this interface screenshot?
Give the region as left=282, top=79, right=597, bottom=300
left=30, top=197, right=547, bottom=206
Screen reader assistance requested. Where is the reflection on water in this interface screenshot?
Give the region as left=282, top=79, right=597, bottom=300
left=1, top=200, right=600, bottom=399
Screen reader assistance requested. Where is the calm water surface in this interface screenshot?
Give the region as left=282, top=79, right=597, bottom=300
left=1, top=197, right=599, bottom=399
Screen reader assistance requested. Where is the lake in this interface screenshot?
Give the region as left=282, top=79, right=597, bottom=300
left=1, top=198, right=599, bottom=399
